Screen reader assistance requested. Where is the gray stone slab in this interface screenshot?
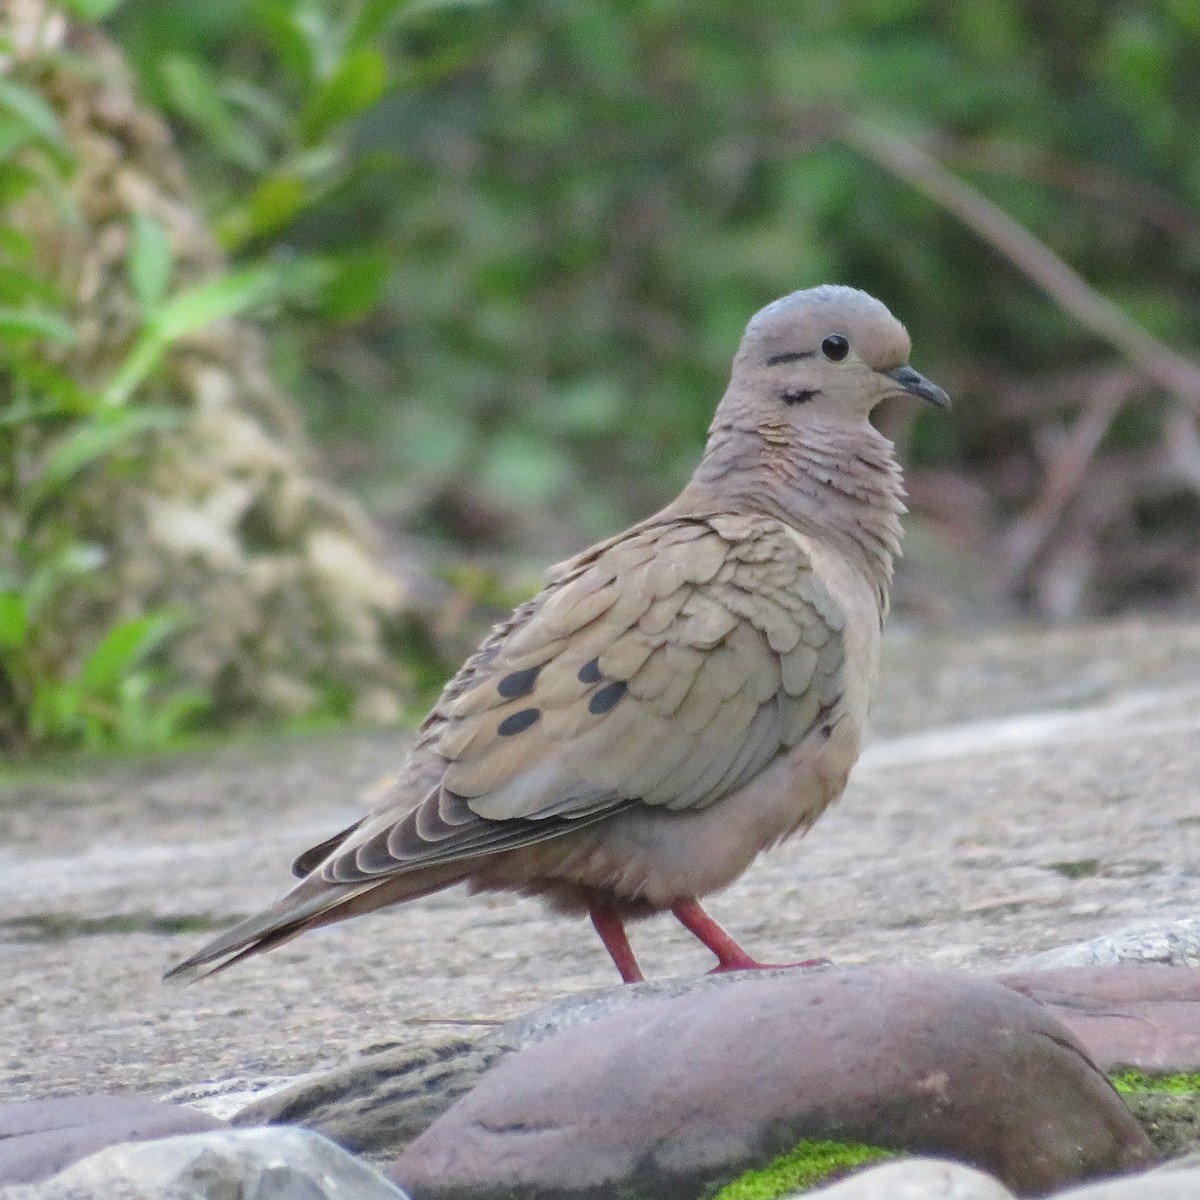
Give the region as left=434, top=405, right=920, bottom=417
left=1015, top=918, right=1200, bottom=970
left=802, top=1158, right=1016, bottom=1198
left=390, top=968, right=1154, bottom=1200
left=1, top=620, right=1198, bottom=1112
left=0, top=1097, right=226, bottom=1186
left=0, top=1127, right=407, bottom=1200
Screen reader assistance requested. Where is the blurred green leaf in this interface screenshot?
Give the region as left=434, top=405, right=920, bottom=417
left=103, top=264, right=300, bottom=405
left=257, top=0, right=327, bottom=85
left=349, top=0, right=415, bottom=48
left=228, top=171, right=309, bottom=245
left=30, top=408, right=178, bottom=509
left=104, top=254, right=335, bottom=405
left=159, top=54, right=267, bottom=171
left=0, top=77, right=69, bottom=155
left=299, top=47, right=388, bottom=144
left=0, top=593, right=29, bottom=651
left=318, top=250, right=390, bottom=320
left=127, top=212, right=174, bottom=313
left=63, top=0, right=125, bottom=16
left=78, top=612, right=179, bottom=696
left=0, top=307, right=76, bottom=343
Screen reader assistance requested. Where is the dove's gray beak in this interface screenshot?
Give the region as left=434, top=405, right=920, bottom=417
left=886, top=365, right=951, bottom=409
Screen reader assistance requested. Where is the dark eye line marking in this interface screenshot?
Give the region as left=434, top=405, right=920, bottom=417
left=766, top=350, right=815, bottom=366
left=781, top=388, right=820, bottom=406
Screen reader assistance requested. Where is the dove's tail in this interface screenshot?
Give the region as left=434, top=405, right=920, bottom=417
left=163, top=866, right=467, bottom=982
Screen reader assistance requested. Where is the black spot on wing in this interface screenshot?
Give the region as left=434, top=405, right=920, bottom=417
left=588, top=680, right=627, bottom=715
left=497, top=665, right=540, bottom=699
left=578, top=658, right=602, bottom=684
left=497, top=707, right=540, bottom=736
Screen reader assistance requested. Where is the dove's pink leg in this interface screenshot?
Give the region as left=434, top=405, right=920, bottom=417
left=671, top=899, right=828, bottom=972
left=590, top=904, right=645, bottom=983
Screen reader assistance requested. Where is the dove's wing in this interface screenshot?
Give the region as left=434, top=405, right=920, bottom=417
left=316, top=513, right=846, bottom=885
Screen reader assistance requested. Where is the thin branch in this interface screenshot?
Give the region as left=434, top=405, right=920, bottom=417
left=931, top=135, right=1200, bottom=243
left=839, top=118, right=1200, bottom=411
left=993, top=373, right=1139, bottom=593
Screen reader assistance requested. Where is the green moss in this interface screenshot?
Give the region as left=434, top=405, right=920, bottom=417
left=710, top=1141, right=897, bottom=1200
left=1111, top=1070, right=1200, bottom=1095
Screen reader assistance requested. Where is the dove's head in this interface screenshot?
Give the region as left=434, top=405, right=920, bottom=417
left=724, top=285, right=949, bottom=427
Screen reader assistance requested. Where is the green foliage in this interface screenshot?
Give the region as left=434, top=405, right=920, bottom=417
left=0, top=66, right=207, bottom=750
left=1111, top=1071, right=1200, bottom=1095
left=0, top=40, right=363, bottom=750
left=710, top=1140, right=896, bottom=1200
left=104, top=0, right=1200, bottom=545
left=9, top=0, right=1200, bottom=740
left=101, top=255, right=332, bottom=405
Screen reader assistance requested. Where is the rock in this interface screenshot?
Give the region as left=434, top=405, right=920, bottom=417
left=0, top=1097, right=226, bottom=1186
left=1015, top=919, right=1200, bottom=971
left=6, top=622, right=1200, bottom=1115
left=1156, top=1149, right=1200, bottom=1171
left=1118, top=1092, right=1200, bottom=1159
left=231, top=1036, right=503, bottom=1155
left=801, top=1157, right=1016, bottom=1198
left=389, top=967, right=1154, bottom=1200
left=1053, top=1161, right=1200, bottom=1197
left=995, top=966, right=1200, bottom=1072
left=232, top=969, right=816, bottom=1155
left=237, top=966, right=1200, bottom=1161
left=1, top=1126, right=408, bottom=1199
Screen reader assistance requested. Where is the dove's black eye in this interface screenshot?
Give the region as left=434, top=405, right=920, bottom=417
left=821, top=334, right=850, bottom=361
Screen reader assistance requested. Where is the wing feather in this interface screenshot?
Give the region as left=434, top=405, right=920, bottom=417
left=310, top=515, right=847, bottom=884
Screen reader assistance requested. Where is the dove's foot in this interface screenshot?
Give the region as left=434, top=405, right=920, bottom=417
left=590, top=903, right=646, bottom=983
left=707, top=956, right=833, bottom=973
left=671, top=898, right=830, bottom=974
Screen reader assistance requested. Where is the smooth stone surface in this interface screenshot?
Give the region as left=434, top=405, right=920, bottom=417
left=1054, top=1163, right=1200, bottom=1198
left=390, top=968, right=1154, bottom=1200
left=0, top=1097, right=226, bottom=1186
left=1016, top=919, right=1200, bottom=970
left=235, top=965, right=1200, bottom=1159
left=232, top=1036, right=501, bottom=1156
left=0, top=1127, right=409, bottom=1200
left=996, top=966, right=1200, bottom=1072
left=4, top=620, right=1200, bottom=1111
left=233, top=969, right=818, bottom=1154
left=801, top=1157, right=1016, bottom=1198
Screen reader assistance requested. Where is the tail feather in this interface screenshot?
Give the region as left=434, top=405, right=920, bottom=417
left=291, top=818, right=365, bottom=879
left=164, top=863, right=472, bottom=982
left=163, top=884, right=366, bottom=982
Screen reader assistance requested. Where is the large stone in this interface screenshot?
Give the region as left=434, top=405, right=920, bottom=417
left=233, top=970, right=812, bottom=1154
left=231, top=1036, right=502, bottom=1155
left=5, top=622, right=1200, bottom=1118
left=0, top=1097, right=225, bottom=1186
left=1053, top=1160, right=1200, bottom=1198
left=390, top=968, right=1154, bottom=1200
left=996, top=966, right=1200, bottom=1073
left=0, top=1127, right=408, bottom=1200
left=233, top=965, right=1200, bottom=1159
left=802, top=1157, right=1016, bottom=1198
left=1015, top=920, right=1200, bottom=971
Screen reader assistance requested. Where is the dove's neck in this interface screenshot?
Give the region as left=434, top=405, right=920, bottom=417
left=682, top=415, right=906, bottom=614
